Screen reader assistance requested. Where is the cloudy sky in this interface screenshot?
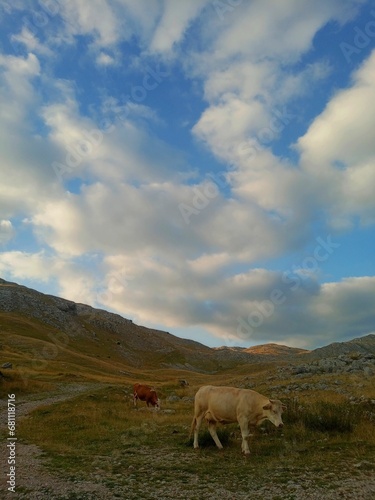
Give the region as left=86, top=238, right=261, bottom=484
left=1, top=0, right=375, bottom=350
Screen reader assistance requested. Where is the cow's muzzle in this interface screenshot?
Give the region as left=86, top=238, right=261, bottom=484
left=278, top=423, right=284, bottom=428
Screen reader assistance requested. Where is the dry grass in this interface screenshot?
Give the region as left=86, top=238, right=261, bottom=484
left=15, top=382, right=375, bottom=494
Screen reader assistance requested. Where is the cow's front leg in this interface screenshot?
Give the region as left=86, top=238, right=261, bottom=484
left=208, top=422, right=223, bottom=449
left=133, top=394, right=138, bottom=407
left=238, top=417, right=250, bottom=455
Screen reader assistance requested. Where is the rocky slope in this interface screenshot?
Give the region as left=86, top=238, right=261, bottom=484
left=286, top=336, right=375, bottom=376
left=0, top=278, right=270, bottom=371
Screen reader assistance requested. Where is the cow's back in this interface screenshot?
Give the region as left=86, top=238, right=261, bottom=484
left=194, top=385, right=242, bottom=421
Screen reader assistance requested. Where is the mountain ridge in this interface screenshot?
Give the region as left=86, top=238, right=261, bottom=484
left=1, top=278, right=374, bottom=372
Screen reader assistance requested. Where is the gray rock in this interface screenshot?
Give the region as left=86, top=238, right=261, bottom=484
left=167, top=395, right=180, bottom=402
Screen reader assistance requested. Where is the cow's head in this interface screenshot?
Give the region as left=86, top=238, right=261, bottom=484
left=262, top=399, right=286, bottom=428
left=151, top=392, right=161, bottom=410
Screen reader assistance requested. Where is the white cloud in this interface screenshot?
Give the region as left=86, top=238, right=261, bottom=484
left=11, top=27, right=54, bottom=56
left=56, top=0, right=208, bottom=57
left=0, top=52, right=62, bottom=219
left=96, top=51, right=116, bottom=66
left=0, top=251, right=52, bottom=281
left=298, top=50, right=375, bottom=168
left=149, top=0, right=207, bottom=54
left=59, top=0, right=123, bottom=47
left=0, top=250, right=98, bottom=304
left=93, top=255, right=375, bottom=349
left=298, top=50, right=375, bottom=228
left=203, top=0, right=361, bottom=63
left=0, top=220, right=14, bottom=245
left=30, top=181, right=195, bottom=257
left=190, top=2, right=352, bottom=169
left=0, top=52, right=40, bottom=124
left=193, top=97, right=267, bottom=163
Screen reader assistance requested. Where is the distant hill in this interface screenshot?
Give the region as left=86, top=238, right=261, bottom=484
left=244, top=343, right=308, bottom=357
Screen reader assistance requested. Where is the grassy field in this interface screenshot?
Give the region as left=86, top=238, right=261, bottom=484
left=1, top=312, right=375, bottom=498
left=1, top=367, right=374, bottom=499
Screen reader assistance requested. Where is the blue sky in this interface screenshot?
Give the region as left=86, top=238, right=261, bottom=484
left=1, top=0, right=375, bottom=350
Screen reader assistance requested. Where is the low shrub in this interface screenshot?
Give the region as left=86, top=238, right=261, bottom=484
left=303, top=401, right=353, bottom=433
left=282, top=398, right=374, bottom=434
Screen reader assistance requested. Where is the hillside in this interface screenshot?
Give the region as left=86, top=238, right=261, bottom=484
left=305, top=333, right=375, bottom=359
left=0, top=278, right=272, bottom=375
left=0, top=278, right=217, bottom=374
left=1, top=278, right=375, bottom=378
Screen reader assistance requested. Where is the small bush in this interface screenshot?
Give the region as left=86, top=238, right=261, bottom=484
left=282, top=397, right=302, bottom=425
left=303, top=402, right=353, bottom=433
left=283, top=399, right=357, bottom=434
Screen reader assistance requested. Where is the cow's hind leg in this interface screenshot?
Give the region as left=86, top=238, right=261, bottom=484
left=192, top=413, right=204, bottom=449
left=205, top=411, right=223, bottom=450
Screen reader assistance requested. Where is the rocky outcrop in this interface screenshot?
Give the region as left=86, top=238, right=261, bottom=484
left=304, top=334, right=375, bottom=359
left=289, top=334, right=375, bottom=376
left=289, top=352, right=375, bottom=376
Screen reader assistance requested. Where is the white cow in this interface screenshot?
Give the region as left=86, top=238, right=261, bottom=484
left=191, top=385, right=286, bottom=455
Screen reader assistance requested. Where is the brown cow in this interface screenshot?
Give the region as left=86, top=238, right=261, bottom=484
left=133, top=383, right=160, bottom=410
left=191, top=385, right=286, bottom=455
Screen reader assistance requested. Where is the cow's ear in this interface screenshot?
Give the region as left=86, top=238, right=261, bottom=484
left=263, top=403, right=272, bottom=410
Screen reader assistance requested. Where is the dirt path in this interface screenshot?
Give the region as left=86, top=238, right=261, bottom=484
left=1, top=383, right=102, bottom=425
left=1, top=383, right=115, bottom=499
